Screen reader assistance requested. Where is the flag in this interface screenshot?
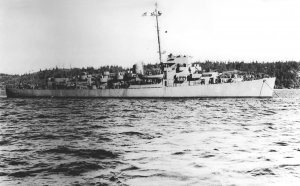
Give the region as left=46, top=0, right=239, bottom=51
left=142, top=12, right=147, bottom=16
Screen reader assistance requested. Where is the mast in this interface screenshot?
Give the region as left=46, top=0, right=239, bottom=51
left=154, top=2, right=162, bottom=64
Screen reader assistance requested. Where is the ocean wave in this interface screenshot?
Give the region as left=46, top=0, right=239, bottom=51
left=246, top=168, right=276, bottom=176
left=39, top=146, right=118, bottom=159
left=7, top=161, right=103, bottom=177
left=120, top=131, right=155, bottom=139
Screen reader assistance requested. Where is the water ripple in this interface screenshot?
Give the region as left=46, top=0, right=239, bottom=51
left=0, top=89, right=300, bottom=185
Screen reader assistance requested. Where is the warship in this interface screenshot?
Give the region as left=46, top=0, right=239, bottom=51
left=6, top=4, right=276, bottom=98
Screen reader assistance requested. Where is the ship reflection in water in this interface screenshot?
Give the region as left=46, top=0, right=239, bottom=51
left=0, top=89, right=300, bottom=186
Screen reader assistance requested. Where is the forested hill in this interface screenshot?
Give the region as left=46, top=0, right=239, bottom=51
left=198, top=61, right=300, bottom=88
left=1, top=61, right=300, bottom=89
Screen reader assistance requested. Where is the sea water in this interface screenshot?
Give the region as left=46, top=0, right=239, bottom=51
left=0, top=89, right=300, bottom=186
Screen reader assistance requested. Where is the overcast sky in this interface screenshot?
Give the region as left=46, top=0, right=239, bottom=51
left=0, top=0, right=300, bottom=74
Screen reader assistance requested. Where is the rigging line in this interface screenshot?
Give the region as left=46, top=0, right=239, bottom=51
left=259, top=81, right=264, bottom=97
left=264, top=80, right=280, bottom=98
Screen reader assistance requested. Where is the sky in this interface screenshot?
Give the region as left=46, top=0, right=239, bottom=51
left=0, top=0, right=300, bottom=74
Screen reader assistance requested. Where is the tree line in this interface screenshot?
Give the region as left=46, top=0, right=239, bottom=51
left=1, top=61, right=300, bottom=89
left=197, top=61, right=300, bottom=88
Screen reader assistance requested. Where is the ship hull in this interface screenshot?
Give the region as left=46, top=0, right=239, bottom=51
left=6, top=78, right=275, bottom=98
